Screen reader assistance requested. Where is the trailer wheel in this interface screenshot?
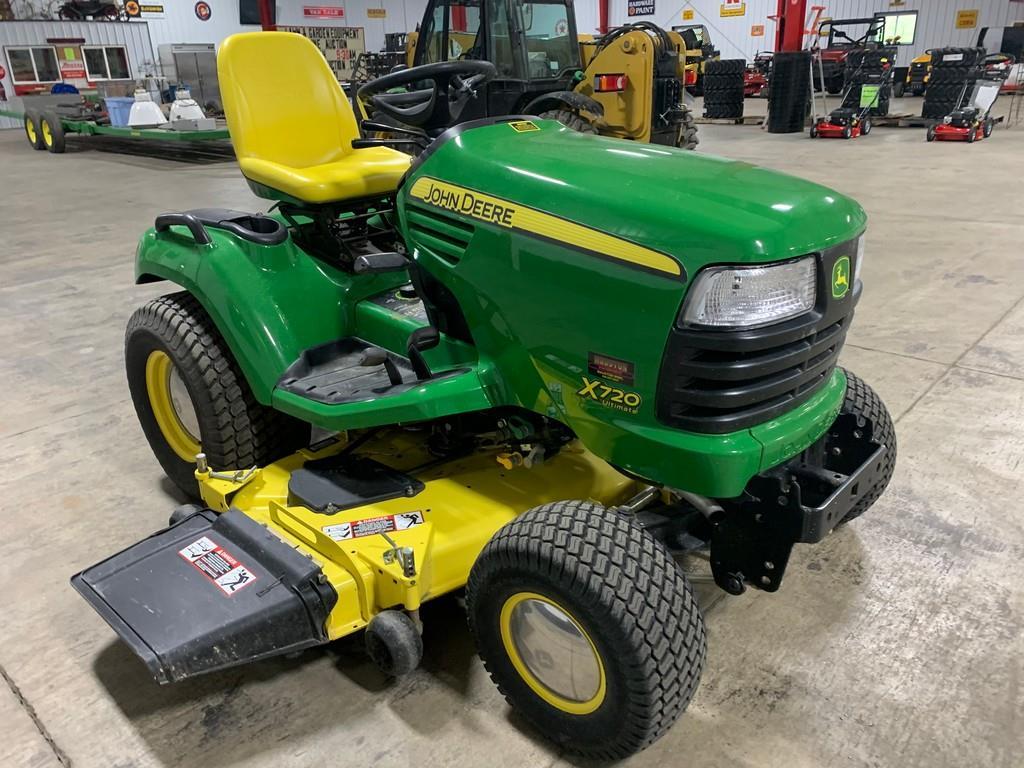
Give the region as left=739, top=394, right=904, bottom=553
left=837, top=368, right=896, bottom=525
left=40, top=110, right=66, bottom=153
left=538, top=109, right=598, bottom=135
left=926, top=125, right=936, bottom=142
left=24, top=110, right=45, bottom=150
left=467, top=500, right=706, bottom=760
left=125, top=291, right=309, bottom=497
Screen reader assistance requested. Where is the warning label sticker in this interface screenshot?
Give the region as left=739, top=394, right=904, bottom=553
left=323, top=511, right=425, bottom=541
left=178, top=536, right=258, bottom=596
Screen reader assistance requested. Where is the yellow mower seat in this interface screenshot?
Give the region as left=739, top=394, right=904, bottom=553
left=218, top=32, right=410, bottom=205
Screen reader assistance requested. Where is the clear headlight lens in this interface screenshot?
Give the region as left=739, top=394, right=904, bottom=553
left=854, top=235, right=865, bottom=285
left=681, top=256, right=817, bottom=328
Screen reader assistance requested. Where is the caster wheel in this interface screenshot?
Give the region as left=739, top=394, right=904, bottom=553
left=365, top=610, right=423, bottom=676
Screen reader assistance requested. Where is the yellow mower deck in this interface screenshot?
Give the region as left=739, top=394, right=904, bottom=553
left=197, top=431, right=638, bottom=641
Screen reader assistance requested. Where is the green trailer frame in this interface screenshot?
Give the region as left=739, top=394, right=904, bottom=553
left=3, top=107, right=230, bottom=154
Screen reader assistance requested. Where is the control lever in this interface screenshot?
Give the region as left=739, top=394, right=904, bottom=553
left=353, top=252, right=409, bottom=274
left=360, top=346, right=403, bottom=386
left=407, top=327, right=440, bottom=381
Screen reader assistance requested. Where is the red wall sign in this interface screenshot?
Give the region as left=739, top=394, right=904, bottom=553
left=303, top=5, right=345, bottom=18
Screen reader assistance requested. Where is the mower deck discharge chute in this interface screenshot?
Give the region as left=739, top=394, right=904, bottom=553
left=72, top=31, right=896, bottom=759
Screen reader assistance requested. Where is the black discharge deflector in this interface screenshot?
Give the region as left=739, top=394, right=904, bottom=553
left=71, top=508, right=337, bottom=684
left=288, top=454, right=425, bottom=514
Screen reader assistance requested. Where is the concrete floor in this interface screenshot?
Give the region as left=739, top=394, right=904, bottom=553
left=1, top=96, right=1023, bottom=768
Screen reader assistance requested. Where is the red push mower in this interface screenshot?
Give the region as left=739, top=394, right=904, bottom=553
left=810, top=83, right=881, bottom=139
left=927, top=77, right=1002, bottom=143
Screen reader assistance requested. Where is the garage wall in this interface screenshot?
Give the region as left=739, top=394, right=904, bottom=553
left=605, top=0, right=1024, bottom=63
left=8, top=0, right=424, bottom=55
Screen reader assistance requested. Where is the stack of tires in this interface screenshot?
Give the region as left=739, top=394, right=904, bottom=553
left=702, top=59, right=745, bottom=119
left=841, top=47, right=896, bottom=116
left=922, top=47, right=984, bottom=119
left=767, top=51, right=811, bottom=133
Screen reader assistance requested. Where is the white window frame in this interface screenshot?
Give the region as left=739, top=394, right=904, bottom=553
left=81, top=44, right=131, bottom=81
left=874, top=10, right=918, bottom=46
left=5, top=45, right=61, bottom=85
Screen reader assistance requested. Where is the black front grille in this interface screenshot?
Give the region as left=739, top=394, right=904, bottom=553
left=656, top=242, right=859, bottom=434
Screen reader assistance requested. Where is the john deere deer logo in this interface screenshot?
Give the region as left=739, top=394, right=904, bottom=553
left=832, top=256, right=851, bottom=299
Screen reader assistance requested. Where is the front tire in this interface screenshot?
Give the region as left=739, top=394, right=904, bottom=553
left=125, top=292, right=309, bottom=497
left=838, top=368, right=896, bottom=524
left=467, top=501, right=706, bottom=760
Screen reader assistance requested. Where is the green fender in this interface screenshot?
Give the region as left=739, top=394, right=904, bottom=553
left=134, top=224, right=402, bottom=404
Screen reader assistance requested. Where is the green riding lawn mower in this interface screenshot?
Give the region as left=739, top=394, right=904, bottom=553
left=72, top=31, right=896, bottom=759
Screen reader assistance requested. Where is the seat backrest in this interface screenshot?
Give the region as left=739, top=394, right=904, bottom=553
left=218, top=32, right=360, bottom=169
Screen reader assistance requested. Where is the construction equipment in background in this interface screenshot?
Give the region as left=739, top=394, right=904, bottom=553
left=391, top=0, right=698, bottom=149
left=672, top=23, right=719, bottom=96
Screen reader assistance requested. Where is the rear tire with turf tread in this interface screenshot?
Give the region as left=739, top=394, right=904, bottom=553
left=538, top=108, right=598, bottom=134
left=125, top=291, right=309, bottom=497
left=467, top=500, right=706, bottom=760
left=838, top=368, right=896, bottom=524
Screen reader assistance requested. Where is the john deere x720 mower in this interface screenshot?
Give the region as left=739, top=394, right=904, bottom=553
left=72, top=32, right=896, bottom=759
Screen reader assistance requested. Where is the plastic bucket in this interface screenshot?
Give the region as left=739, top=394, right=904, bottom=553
left=105, top=97, right=135, bottom=127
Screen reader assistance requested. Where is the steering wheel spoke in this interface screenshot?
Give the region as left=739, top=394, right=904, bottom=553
left=357, top=60, right=497, bottom=132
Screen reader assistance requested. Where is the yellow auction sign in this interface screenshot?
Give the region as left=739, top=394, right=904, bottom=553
left=720, top=1, right=746, bottom=19
left=955, top=9, right=978, bottom=29
left=682, top=8, right=694, bottom=20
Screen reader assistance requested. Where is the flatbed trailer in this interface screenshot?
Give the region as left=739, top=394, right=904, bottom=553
left=3, top=107, right=232, bottom=160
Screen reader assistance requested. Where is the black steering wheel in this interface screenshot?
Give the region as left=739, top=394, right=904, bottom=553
left=357, top=60, right=497, bottom=133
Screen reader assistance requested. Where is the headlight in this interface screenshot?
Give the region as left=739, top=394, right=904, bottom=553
left=681, top=256, right=817, bottom=329
left=854, top=235, right=865, bottom=285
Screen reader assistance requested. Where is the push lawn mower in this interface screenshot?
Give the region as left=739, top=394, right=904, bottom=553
left=927, top=76, right=1002, bottom=143
left=71, top=32, right=896, bottom=759
left=810, top=47, right=895, bottom=139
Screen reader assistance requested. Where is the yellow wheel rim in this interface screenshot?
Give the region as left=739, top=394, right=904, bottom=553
left=26, top=120, right=37, bottom=143
left=42, top=120, right=52, bottom=147
left=145, top=351, right=201, bottom=462
left=499, top=591, right=606, bottom=715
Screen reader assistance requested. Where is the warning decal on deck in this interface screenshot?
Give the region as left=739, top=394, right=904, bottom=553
left=323, top=511, right=425, bottom=541
left=178, top=536, right=258, bottom=596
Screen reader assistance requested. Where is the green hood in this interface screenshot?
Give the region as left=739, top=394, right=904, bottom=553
left=404, top=119, right=866, bottom=274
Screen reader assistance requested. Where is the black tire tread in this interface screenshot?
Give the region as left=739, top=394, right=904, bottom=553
left=126, top=291, right=307, bottom=493
left=538, top=108, right=598, bottom=134
left=467, top=500, right=706, bottom=759
left=839, top=368, right=897, bottom=523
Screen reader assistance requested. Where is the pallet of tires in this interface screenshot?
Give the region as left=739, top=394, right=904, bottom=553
left=702, top=59, right=744, bottom=119
left=922, top=47, right=984, bottom=119
left=767, top=51, right=810, bottom=133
